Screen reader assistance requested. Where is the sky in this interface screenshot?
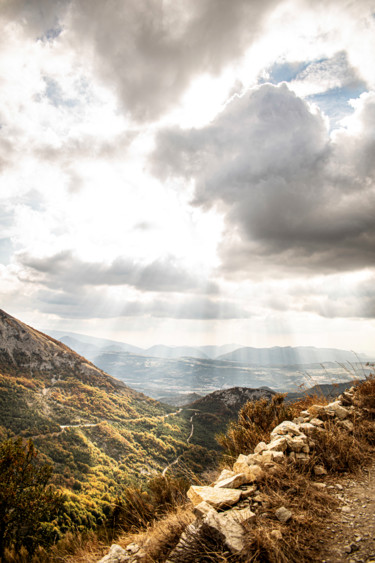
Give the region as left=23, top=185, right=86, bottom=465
left=0, top=0, right=375, bottom=353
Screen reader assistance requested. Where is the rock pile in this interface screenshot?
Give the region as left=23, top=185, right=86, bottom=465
left=98, top=388, right=357, bottom=562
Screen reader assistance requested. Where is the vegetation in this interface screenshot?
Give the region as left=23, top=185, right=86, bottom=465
left=216, top=394, right=296, bottom=460
left=0, top=438, right=62, bottom=559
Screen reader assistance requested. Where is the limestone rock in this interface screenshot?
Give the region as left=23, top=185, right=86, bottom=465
left=309, top=417, right=324, bottom=427
left=285, top=435, right=308, bottom=452
left=193, top=501, right=213, bottom=519
left=204, top=506, right=255, bottom=552
left=254, top=441, right=268, bottom=454
left=338, top=419, right=354, bottom=432
left=326, top=401, right=351, bottom=420
left=233, top=458, right=264, bottom=482
left=214, top=473, right=248, bottom=489
left=313, top=465, right=327, bottom=476
left=270, top=529, right=283, bottom=540
left=98, top=544, right=130, bottom=563
left=275, top=506, right=292, bottom=523
left=215, top=469, right=235, bottom=482
left=187, top=485, right=242, bottom=508
left=261, top=450, right=284, bottom=462
left=271, top=421, right=303, bottom=437
left=267, top=436, right=288, bottom=452
left=240, top=485, right=257, bottom=498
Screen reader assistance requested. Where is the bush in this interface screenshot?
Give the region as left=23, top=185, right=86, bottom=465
left=0, top=438, right=63, bottom=559
left=216, top=394, right=295, bottom=459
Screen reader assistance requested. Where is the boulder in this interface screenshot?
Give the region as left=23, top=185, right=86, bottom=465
left=233, top=458, right=264, bottom=482
left=261, top=450, right=284, bottom=463
left=187, top=485, right=242, bottom=509
left=271, top=421, right=303, bottom=437
left=309, top=418, right=324, bottom=427
left=285, top=435, right=308, bottom=453
left=254, top=441, right=268, bottom=454
left=204, top=506, right=255, bottom=552
left=98, top=544, right=131, bottom=563
left=193, top=501, right=213, bottom=519
left=214, top=473, right=248, bottom=489
left=266, top=436, right=288, bottom=452
left=215, top=469, right=235, bottom=482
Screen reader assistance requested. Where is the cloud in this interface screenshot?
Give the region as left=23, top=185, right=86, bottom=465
left=152, top=83, right=375, bottom=277
left=61, top=0, right=279, bottom=122
left=17, top=250, right=218, bottom=294
left=35, top=287, right=248, bottom=320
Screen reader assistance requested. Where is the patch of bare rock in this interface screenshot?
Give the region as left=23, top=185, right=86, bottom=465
left=98, top=387, right=374, bottom=562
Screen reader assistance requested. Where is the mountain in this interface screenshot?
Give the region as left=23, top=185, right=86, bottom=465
left=49, top=329, right=144, bottom=356
left=188, top=386, right=275, bottom=415
left=218, top=345, right=370, bottom=365
left=0, top=309, right=204, bottom=531
left=144, top=345, right=210, bottom=360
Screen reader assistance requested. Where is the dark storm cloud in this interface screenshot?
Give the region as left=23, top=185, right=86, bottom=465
left=18, top=250, right=218, bottom=294
left=63, top=0, right=279, bottom=121
left=152, top=83, right=375, bottom=276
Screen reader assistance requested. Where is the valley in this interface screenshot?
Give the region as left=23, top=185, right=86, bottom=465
left=49, top=331, right=372, bottom=401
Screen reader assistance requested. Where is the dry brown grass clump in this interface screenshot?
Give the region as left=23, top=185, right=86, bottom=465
left=354, top=373, right=375, bottom=418
left=216, top=394, right=295, bottom=459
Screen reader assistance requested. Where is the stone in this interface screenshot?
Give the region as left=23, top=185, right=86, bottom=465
left=312, top=482, right=327, bottom=489
left=214, top=473, right=248, bottom=489
left=261, top=450, right=284, bottom=463
left=233, top=458, right=264, bottom=482
left=254, top=441, right=268, bottom=454
left=297, top=422, right=322, bottom=438
left=309, top=417, right=324, bottom=427
left=204, top=507, right=255, bottom=552
left=98, top=544, right=130, bottom=563
left=267, top=436, right=288, bottom=452
left=193, top=501, right=213, bottom=519
left=313, top=465, right=327, bottom=476
left=292, top=417, right=305, bottom=424
left=240, top=485, right=257, bottom=498
left=187, top=485, right=242, bottom=509
left=271, top=421, right=303, bottom=437
left=270, top=529, right=283, bottom=540
left=338, top=419, right=354, bottom=432
left=285, top=435, right=308, bottom=452
left=295, top=452, right=309, bottom=461
left=246, top=452, right=265, bottom=464
left=215, top=469, right=235, bottom=482
left=326, top=401, right=351, bottom=420
left=275, top=506, right=292, bottom=523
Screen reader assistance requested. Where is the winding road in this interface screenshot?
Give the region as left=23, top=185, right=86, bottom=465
left=162, top=411, right=199, bottom=476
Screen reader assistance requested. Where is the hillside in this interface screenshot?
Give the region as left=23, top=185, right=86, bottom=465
left=0, top=309, right=208, bottom=532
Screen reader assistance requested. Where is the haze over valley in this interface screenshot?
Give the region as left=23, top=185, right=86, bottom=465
left=50, top=330, right=372, bottom=401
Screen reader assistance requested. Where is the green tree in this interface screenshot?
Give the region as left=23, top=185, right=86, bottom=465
left=0, top=437, right=62, bottom=558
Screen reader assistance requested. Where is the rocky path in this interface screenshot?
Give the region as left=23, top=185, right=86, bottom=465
left=320, top=464, right=375, bottom=563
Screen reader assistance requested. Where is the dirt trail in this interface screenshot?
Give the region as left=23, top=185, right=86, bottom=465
left=319, top=464, right=375, bottom=563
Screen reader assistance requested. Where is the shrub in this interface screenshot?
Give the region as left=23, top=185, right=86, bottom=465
left=0, top=438, right=63, bottom=559
left=216, top=394, right=295, bottom=459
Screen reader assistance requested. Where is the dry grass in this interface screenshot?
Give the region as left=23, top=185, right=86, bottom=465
left=116, top=505, right=195, bottom=563
left=216, top=394, right=295, bottom=460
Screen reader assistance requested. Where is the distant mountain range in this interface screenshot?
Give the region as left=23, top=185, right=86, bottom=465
left=49, top=331, right=242, bottom=360
left=217, top=345, right=370, bottom=365
left=48, top=330, right=373, bottom=399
